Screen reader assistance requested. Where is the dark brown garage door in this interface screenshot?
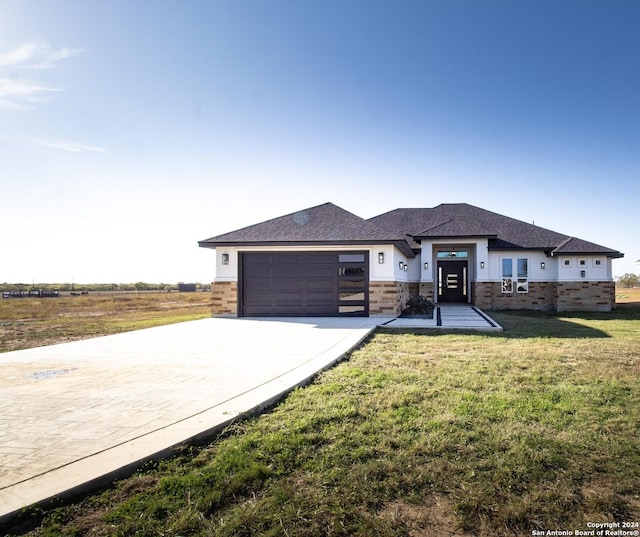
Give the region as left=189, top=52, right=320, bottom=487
left=240, top=252, right=369, bottom=317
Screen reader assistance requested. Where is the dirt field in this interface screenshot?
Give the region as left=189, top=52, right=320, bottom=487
left=1, top=286, right=637, bottom=353
left=615, top=285, right=640, bottom=305
left=0, top=291, right=211, bottom=353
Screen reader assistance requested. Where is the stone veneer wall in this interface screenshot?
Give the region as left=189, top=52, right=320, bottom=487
left=555, top=281, right=615, bottom=312
left=211, top=281, right=238, bottom=316
left=472, top=281, right=614, bottom=312
left=472, top=282, right=493, bottom=310
left=486, top=281, right=557, bottom=311
left=418, top=282, right=435, bottom=302
left=369, top=281, right=410, bottom=316
left=211, top=279, right=615, bottom=315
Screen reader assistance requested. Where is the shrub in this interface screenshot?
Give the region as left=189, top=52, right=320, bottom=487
left=402, top=294, right=434, bottom=316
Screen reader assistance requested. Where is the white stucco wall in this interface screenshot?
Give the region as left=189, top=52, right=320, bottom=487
left=213, top=248, right=238, bottom=282
left=485, top=252, right=611, bottom=282
left=210, top=245, right=412, bottom=283
left=487, top=251, right=551, bottom=281
left=371, top=245, right=397, bottom=281
left=209, top=245, right=614, bottom=285
left=555, top=256, right=611, bottom=281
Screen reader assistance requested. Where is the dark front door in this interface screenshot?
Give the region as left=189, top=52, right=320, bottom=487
left=438, top=261, right=468, bottom=303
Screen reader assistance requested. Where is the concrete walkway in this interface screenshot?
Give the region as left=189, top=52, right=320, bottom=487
left=382, top=304, right=502, bottom=330
left=0, top=317, right=388, bottom=525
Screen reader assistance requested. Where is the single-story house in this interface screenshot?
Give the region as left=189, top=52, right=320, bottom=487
left=198, top=202, right=623, bottom=317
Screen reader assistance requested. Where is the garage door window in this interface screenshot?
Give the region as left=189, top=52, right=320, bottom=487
left=339, top=254, right=366, bottom=263
left=337, top=254, right=368, bottom=316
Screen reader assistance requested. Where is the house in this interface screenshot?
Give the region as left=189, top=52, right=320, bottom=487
left=198, top=202, right=623, bottom=317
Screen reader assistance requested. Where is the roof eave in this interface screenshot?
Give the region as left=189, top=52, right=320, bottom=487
left=488, top=246, right=554, bottom=252
left=413, top=234, right=498, bottom=241
left=198, top=239, right=416, bottom=258
left=550, top=250, right=624, bottom=259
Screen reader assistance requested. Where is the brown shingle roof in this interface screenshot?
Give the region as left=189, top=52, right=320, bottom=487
left=369, top=203, right=623, bottom=257
left=199, top=202, right=623, bottom=258
left=199, top=202, right=416, bottom=256
left=549, top=236, right=621, bottom=256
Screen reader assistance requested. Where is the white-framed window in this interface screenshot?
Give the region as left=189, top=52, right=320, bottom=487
left=501, top=258, right=513, bottom=293
left=516, top=258, right=529, bottom=293
left=579, top=259, right=587, bottom=267
left=593, top=258, right=603, bottom=267
left=563, top=259, right=572, bottom=268
left=502, top=257, right=528, bottom=293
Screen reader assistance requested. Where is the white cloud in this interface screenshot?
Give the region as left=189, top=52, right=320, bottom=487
left=0, top=41, right=80, bottom=109
left=0, top=78, right=61, bottom=110
left=0, top=135, right=107, bottom=154
left=26, top=137, right=107, bottom=154
left=0, top=40, right=81, bottom=69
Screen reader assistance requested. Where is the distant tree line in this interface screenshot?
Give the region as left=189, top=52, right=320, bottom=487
left=616, top=273, right=640, bottom=288
left=0, top=282, right=207, bottom=292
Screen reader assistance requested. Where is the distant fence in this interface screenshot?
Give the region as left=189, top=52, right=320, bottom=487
left=2, top=290, right=60, bottom=299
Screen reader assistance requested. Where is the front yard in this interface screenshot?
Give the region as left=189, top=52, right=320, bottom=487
left=7, top=299, right=640, bottom=537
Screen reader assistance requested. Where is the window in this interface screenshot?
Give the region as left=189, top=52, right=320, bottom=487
left=593, top=258, right=602, bottom=267
left=517, top=258, right=528, bottom=278
left=501, top=258, right=513, bottom=293
left=579, top=259, right=587, bottom=266
left=437, top=250, right=469, bottom=259
left=339, top=305, right=366, bottom=314
left=339, top=267, right=365, bottom=277
left=516, top=258, right=529, bottom=293
left=502, top=258, right=513, bottom=277
left=339, top=292, right=365, bottom=301
left=339, top=254, right=365, bottom=263
left=563, top=259, right=571, bottom=267
left=337, top=251, right=368, bottom=315
left=502, top=258, right=529, bottom=293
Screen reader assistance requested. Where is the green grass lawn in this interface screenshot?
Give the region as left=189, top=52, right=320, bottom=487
left=8, top=306, right=640, bottom=537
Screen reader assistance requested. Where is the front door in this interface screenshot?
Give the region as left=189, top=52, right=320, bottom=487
left=438, top=261, right=468, bottom=302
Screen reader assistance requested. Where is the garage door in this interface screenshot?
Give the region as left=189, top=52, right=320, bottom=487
left=240, top=252, right=369, bottom=317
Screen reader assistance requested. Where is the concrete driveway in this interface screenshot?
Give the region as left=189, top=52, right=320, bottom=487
left=0, top=316, right=387, bottom=524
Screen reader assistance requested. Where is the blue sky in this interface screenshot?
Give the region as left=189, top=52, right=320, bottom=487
left=1, top=0, right=638, bottom=283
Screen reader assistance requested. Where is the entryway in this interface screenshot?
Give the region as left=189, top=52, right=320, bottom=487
left=437, top=260, right=468, bottom=303
left=381, top=304, right=502, bottom=331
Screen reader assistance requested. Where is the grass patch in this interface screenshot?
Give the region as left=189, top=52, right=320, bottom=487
left=0, top=292, right=211, bottom=352
left=6, top=306, right=640, bottom=536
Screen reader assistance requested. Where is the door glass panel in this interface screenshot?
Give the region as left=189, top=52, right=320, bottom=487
left=463, top=266, right=467, bottom=296
left=338, top=279, right=365, bottom=289
left=339, top=305, right=366, bottom=314
left=339, top=254, right=365, bottom=263
left=339, top=292, right=365, bottom=301
left=339, top=267, right=365, bottom=277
